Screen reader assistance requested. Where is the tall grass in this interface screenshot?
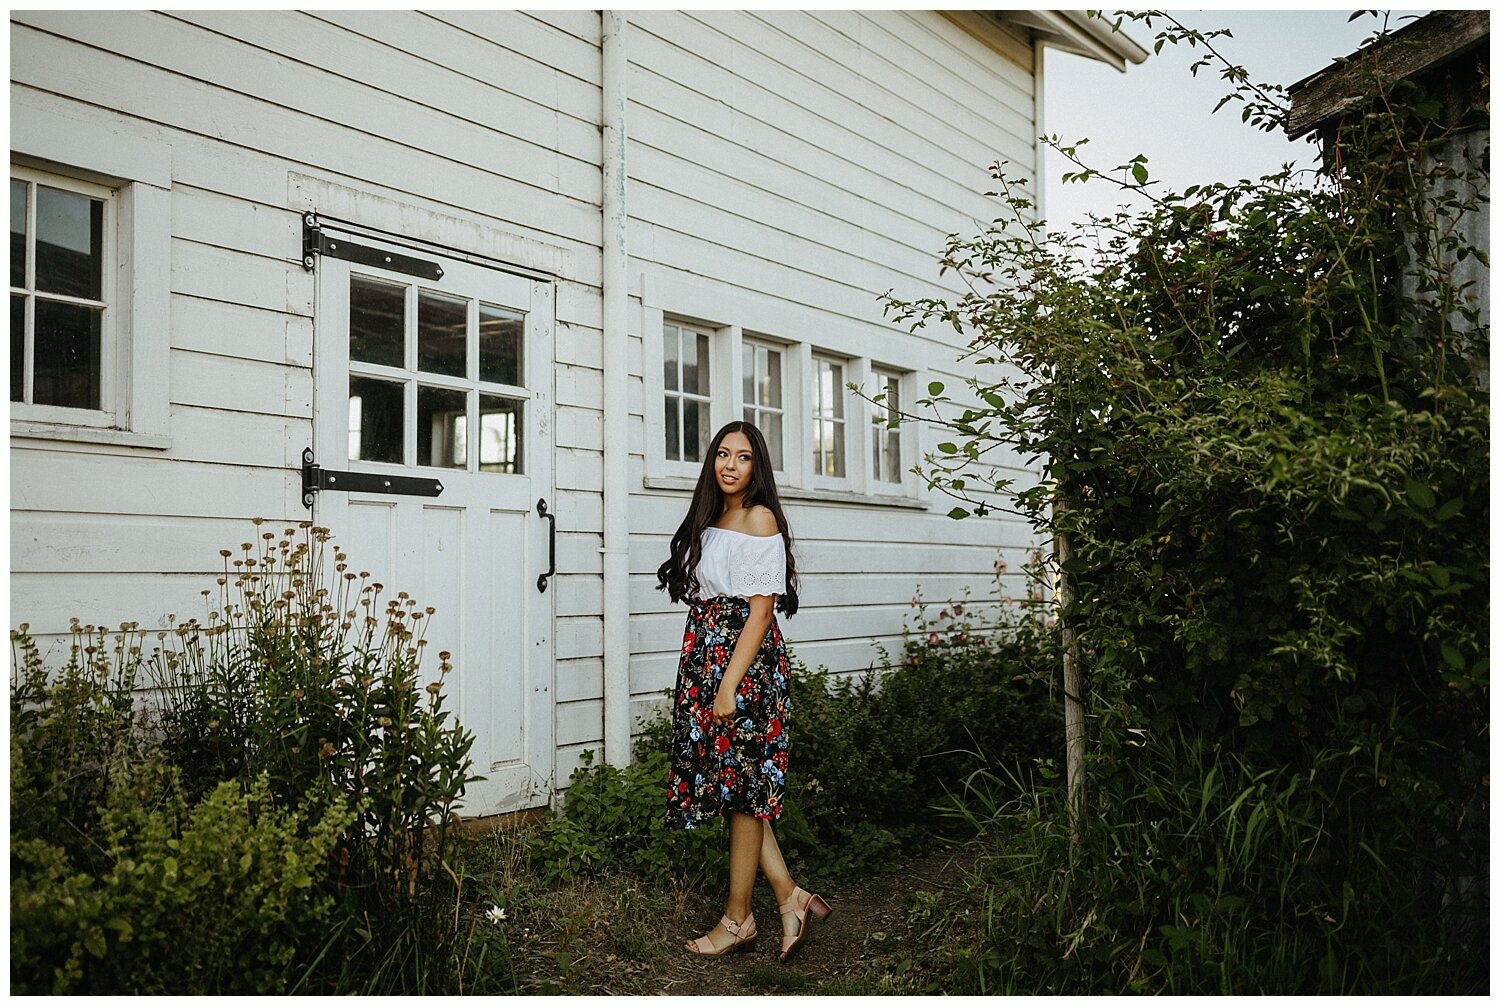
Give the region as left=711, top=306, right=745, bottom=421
left=948, top=709, right=1487, bottom=994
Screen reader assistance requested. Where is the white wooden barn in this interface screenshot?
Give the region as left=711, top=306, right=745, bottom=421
left=9, top=11, right=1144, bottom=817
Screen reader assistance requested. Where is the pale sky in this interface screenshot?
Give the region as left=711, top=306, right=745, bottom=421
left=1041, top=9, right=1432, bottom=230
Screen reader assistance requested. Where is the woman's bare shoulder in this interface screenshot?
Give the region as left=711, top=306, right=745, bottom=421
left=741, top=504, right=780, bottom=537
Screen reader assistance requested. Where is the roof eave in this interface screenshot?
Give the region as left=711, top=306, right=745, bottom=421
left=990, top=10, right=1149, bottom=72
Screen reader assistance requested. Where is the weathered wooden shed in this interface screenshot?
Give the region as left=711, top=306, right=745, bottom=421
left=9, top=11, right=1145, bottom=816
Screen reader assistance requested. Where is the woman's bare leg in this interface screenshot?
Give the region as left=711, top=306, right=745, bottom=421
left=758, top=818, right=796, bottom=906
left=688, top=811, right=763, bottom=951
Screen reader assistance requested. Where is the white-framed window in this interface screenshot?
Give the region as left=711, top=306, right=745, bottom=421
left=10, top=168, right=113, bottom=420
left=662, top=320, right=714, bottom=464
left=869, top=367, right=904, bottom=486
left=640, top=275, right=923, bottom=503
left=11, top=102, right=173, bottom=448
left=741, top=337, right=785, bottom=471
left=810, top=353, right=847, bottom=481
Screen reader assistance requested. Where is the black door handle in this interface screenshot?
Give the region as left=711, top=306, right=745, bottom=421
left=536, top=497, right=556, bottom=593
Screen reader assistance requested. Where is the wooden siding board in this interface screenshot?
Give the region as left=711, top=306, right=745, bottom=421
left=519, top=10, right=602, bottom=49
left=11, top=452, right=295, bottom=518
left=170, top=349, right=309, bottom=419
left=428, top=10, right=602, bottom=85
left=170, top=408, right=306, bottom=468
left=170, top=239, right=308, bottom=317
left=171, top=182, right=302, bottom=261
left=13, top=513, right=268, bottom=574
left=171, top=295, right=309, bottom=369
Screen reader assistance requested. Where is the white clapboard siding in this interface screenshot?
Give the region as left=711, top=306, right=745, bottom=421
left=10, top=25, right=602, bottom=249
left=164, top=11, right=603, bottom=166
left=13, top=12, right=603, bottom=203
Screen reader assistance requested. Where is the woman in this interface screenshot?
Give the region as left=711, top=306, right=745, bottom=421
left=657, top=420, right=831, bottom=961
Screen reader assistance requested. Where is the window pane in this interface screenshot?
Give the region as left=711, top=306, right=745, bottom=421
left=828, top=420, right=844, bottom=477
left=349, top=374, right=404, bottom=464
left=663, top=324, right=679, bottom=392
left=11, top=294, right=24, bottom=401
left=830, top=363, right=844, bottom=418
left=478, top=304, right=523, bottom=386
left=665, top=395, right=680, bottom=460
left=883, top=429, right=901, bottom=482
left=349, top=276, right=406, bottom=367
left=33, top=299, right=101, bottom=408
left=681, top=329, right=700, bottom=398
left=812, top=415, right=824, bottom=475
left=479, top=394, right=523, bottom=473
left=763, top=348, right=781, bottom=408
left=683, top=399, right=704, bottom=463
left=418, top=384, right=467, bottom=468
left=34, top=185, right=102, bottom=301
left=694, top=333, right=711, bottom=395
left=743, top=343, right=754, bottom=404
left=764, top=411, right=783, bottom=470
left=418, top=289, right=467, bottom=377
left=11, top=180, right=26, bottom=289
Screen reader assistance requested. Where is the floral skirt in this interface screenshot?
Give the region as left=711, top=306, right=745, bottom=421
left=664, top=595, right=791, bottom=830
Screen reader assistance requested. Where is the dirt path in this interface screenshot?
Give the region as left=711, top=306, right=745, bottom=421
left=507, top=839, right=990, bottom=995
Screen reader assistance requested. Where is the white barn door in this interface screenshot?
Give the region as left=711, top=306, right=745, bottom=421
left=312, top=229, right=555, bottom=816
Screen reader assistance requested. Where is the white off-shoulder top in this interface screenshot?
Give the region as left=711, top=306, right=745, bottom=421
left=695, top=526, right=787, bottom=600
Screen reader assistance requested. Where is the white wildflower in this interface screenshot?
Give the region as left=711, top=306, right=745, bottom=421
left=486, top=904, right=507, bottom=925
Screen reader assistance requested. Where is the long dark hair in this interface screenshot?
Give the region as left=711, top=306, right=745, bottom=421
left=656, top=420, right=799, bottom=616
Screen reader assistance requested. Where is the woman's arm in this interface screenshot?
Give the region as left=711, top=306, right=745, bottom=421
left=713, top=592, right=776, bottom=725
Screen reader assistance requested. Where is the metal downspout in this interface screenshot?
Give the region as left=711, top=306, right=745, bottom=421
left=601, top=10, right=632, bottom=767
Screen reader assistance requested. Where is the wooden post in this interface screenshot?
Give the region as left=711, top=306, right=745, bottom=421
left=1054, top=502, right=1085, bottom=844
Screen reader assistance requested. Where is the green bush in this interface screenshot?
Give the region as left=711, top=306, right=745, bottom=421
left=882, top=13, right=1488, bottom=992
left=10, top=522, right=483, bottom=994
left=12, top=774, right=350, bottom=994
left=530, top=595, right=1058, bottom=886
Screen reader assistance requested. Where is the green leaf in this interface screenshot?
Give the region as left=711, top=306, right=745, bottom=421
left=937, top=442, right=958, bottom=454
left=928, top=381, right=945, bottom=397
left=1404, top=479, right=1436, bottom=509
left=1441, top=644, right=1465, bottom=670
left=1434, top=497, right=1464, bottom=521
left=947, top=507, right=970, bottom=520
left=1132, top=161, right=1149, bottom=185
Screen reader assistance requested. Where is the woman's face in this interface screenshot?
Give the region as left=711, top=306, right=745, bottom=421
left=714, top=430, right=754, bottom=498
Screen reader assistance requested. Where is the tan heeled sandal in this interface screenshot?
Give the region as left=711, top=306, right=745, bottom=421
left=685, top=913, right=758, bottom=957
left=778, top=886, right=832, bottom=962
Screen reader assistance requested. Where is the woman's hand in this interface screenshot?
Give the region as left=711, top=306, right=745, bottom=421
left=712, top=686, right=737, bottom=727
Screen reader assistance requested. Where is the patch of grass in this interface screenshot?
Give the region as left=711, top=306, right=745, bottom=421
left=738, top=966, right=813, bottom=992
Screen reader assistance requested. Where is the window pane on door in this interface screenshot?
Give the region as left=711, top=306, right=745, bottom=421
left=478, top=304, right=524, bottom=386
left=349, top=374, right=405, bottom=464
left=418, top=385, right=468, bottom=468
left=34, top=185, right=102, bottom=300
left=11, top=180, right=26, bottom=288
left=418, top=289, right=467, bottom=378
left=33, top=299, right=101, bottom=408
left=349, top=276, right=406, bottom=368
left=479, top=394, right=523, bottom=474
